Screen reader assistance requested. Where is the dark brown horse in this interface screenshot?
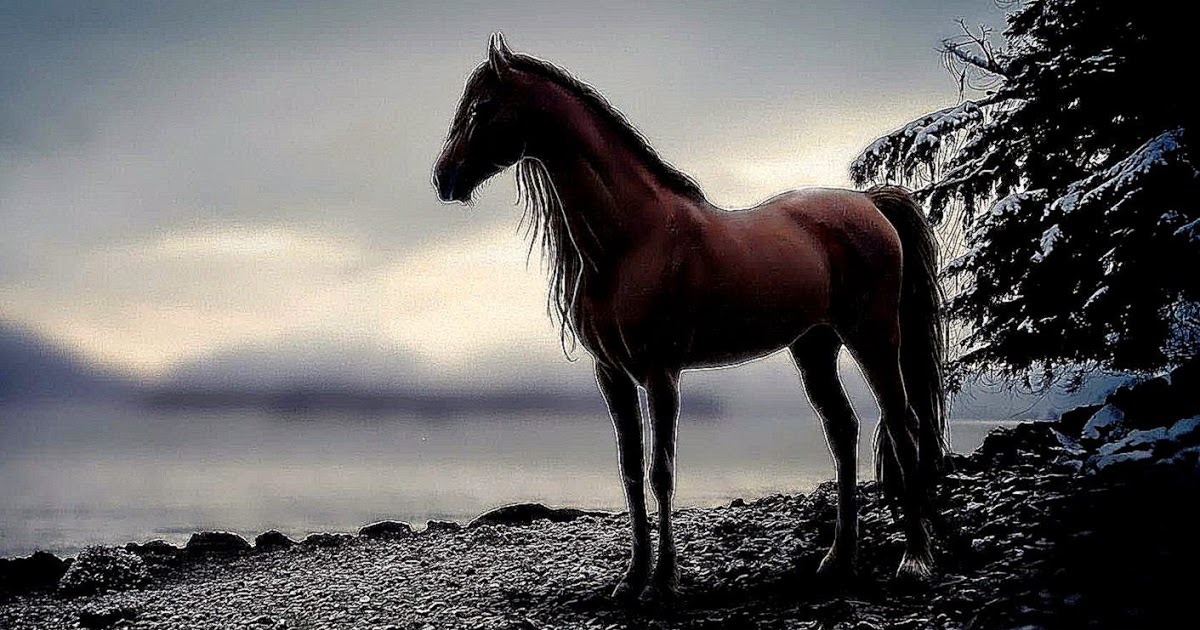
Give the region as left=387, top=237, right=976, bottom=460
left=434, top=34, right=947, bottom=602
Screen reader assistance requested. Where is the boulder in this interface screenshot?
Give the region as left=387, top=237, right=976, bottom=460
left=123, top=539, right=182, bottom=570
left=424, top=520, right=463, bottom=534
left=254, top=530, right=296, bottom=551
left=358, top=520, right=415, bottom=539
left=1058, top=403, right=1103, bottom=438
left=1081, top=404, right=1126, bottom=443
left=0, top=550, right=69, bottom=595
left=1107, top=376, right=1171, bottom=427
left=185, top=531, right=251, bottom=556
left=1084, top=415, right=1200, bottom=477
left=300, top=532, right=352, bottom=548
left=973, top=421, right=1064, bottom=467
left=77, top=597, right=140, bottom=629
left=468, top=503, right=611, bottom=528
left=58, top=546, right=149, bottom=597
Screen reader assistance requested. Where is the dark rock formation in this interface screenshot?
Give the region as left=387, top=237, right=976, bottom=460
left=1064, top=358, right=1200, bottom=441
left=253, top=530, right=296, bottom=551
left=122, top=540, right=182, bottom=572
left=57, top=547, right=148, bottom=597
left=76, top=597, right=140, bottom=629
left=468, top=503, right=611, bottom=528
left=1057, top=403, right=1103, bottom=436
left=301, top=533, right=353, bottom=548
left=358, top=520, right=414, bottom=540
left=0, top=551, right=68, bottom=597
left=423, top=520, right=463, bottom=534
left=184, top=532, right=251, bottom=556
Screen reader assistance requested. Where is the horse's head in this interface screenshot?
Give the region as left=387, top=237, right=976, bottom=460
left=434, top=33, right=530, bottom=204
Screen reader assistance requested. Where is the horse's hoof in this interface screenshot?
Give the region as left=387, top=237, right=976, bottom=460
left=611, top=569, right=649, bottom=602
left=638, top=580, right=680, bottom=606
left=816, top=550, right=857, bottom=580
left=611, top=579, right=641, bottom=602
left=895, top=549, right=934, bottom=581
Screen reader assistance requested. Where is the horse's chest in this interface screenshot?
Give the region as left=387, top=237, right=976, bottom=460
left=573, top=280, right=670, bottom=370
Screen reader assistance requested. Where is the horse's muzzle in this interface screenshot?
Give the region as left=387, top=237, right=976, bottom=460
left=434, top=168, right=465, bottom=203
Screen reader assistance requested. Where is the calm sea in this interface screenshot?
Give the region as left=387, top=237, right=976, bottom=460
left=0, top=399, right=1012, bottom=558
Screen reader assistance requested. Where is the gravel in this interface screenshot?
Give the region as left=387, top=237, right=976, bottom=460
left=1, top=418, right=1196, bottom=629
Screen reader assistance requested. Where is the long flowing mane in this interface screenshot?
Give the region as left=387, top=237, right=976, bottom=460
left=507, top=54, right=706, bottom=352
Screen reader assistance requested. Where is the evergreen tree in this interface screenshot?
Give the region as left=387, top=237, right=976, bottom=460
left=852, top=0, right=1198, bottom=385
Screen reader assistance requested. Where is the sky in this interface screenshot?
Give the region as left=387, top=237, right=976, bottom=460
left=0, top=0, right=1005, bottom=385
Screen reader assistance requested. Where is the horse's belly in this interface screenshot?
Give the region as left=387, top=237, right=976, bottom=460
left=676, top=308, right=814, bottom=369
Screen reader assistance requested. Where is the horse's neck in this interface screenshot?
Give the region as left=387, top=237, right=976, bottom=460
left=534, top=114, right=678, bottom=267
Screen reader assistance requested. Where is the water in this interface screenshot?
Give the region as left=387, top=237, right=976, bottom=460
left=0, top=399, right=1011, bottom=558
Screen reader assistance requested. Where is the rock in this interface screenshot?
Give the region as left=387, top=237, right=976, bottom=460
left=124, top=539, right=179, bottom=557
left=1095, top=427, right=1169, bottom=458
left=185, top=531, right=252, bottom=556
left=1159, top=445, right=1200, bottom=474
left=1107, top=376, right=1171, bottom=423
left=254, top=530, right=296, bottom=551
left=358, top=520, right=415, bottom=539
left=468, top=503, right=611, bottom=528
left=424, top=520, right=463, bottom=534
left=729, top=498, right=746, bottom=508
left=974, top=422, right=1065, bottom=467
left=301, top=532, right=352, bottom=548
left=0, top=550, right=69, bottom=595
left=1081, top=404, right=1126, bottom=443
left=1102, top=361, right=1200, bottom=430
left=1086, top=414, right=1200, bottom=476
left=1167, top=415, right=1200, bottom=444
left=1086, top=448, right=1156, bottom=474
left=77, top=598, right=140, bottom=629
left=58, top=546, right=149, bottom=597
left=123, top=539, right=182, bottom=569
left=1057, top=403, right=1103, bottom=437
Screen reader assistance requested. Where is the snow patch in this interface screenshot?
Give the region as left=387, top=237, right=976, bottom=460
left=1051, top=128, right=1191, bottom=216
left=1082, top=404, right=1124, bottom=441
left=1174, top=218, right=1200, bottom=243
left=1033, top=224, right=1062, bottom=262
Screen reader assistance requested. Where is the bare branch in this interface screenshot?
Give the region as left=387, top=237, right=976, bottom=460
left=943, top=40, right=1008, bottom=76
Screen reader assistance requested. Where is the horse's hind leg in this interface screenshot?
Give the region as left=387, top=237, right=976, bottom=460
left=790, top=326, right=860, bottom=577
left=595, top=361, right=651, bottom=600
left=844, top=323, right=934, bottom=579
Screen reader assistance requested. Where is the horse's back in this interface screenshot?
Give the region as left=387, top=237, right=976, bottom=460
left=711, top=187, right=905, bottom=326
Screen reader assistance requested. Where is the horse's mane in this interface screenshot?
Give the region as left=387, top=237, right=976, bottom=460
left=510, top=54, right=706, bottom=201
left=507, top=54, right=705, bottom=353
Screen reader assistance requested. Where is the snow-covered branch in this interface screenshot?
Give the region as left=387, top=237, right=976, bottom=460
left=1051, top=128, right=1194, bottom=215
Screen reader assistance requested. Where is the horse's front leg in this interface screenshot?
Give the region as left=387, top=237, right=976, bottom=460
left=596, top=361, right=650, bottom=600
left=644, top=370, right=681, bottom=601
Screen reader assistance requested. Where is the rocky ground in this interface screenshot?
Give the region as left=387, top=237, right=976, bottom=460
left=2, top=364, right=1198, bottom=629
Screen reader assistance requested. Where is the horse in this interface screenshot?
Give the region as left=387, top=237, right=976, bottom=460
left=433, top=34, right=948, bottom=602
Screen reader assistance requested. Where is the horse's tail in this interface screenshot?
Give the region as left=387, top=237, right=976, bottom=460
left=866, top=185, right=948, bottom=501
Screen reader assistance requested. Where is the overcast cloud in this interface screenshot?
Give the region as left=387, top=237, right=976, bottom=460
left=1, top=0, right=1003, bottom=381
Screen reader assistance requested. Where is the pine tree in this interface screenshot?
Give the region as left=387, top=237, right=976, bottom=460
left=852, top=0, right=1198, bottom=385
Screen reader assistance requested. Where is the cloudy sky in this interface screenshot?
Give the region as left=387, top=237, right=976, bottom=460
left=1, top=0, right=1003, bottom=384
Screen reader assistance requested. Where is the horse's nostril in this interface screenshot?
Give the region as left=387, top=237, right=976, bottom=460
left=435, top=169, right=459, bottom=202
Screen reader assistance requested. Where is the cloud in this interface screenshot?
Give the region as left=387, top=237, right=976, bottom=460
left=1, top=0, right=1005, bottom=382
left=0, top=218, right=561, bottom=378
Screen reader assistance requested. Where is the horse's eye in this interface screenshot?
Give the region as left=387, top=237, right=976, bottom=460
left=473, top=98, right=496, bottom=116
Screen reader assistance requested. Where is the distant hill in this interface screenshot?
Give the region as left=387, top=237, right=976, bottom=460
left=0, top=320, right=1123, bottom=418
left=0, top=321, right=130, bottom=402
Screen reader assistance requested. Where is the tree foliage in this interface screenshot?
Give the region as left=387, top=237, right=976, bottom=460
left=853, top=0, right=1199, bottom=385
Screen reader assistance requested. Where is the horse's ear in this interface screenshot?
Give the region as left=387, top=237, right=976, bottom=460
left=488, top=32, right=512, bottom=77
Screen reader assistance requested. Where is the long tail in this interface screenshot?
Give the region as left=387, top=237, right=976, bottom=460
left=866, top=185, right=948, bottom=500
